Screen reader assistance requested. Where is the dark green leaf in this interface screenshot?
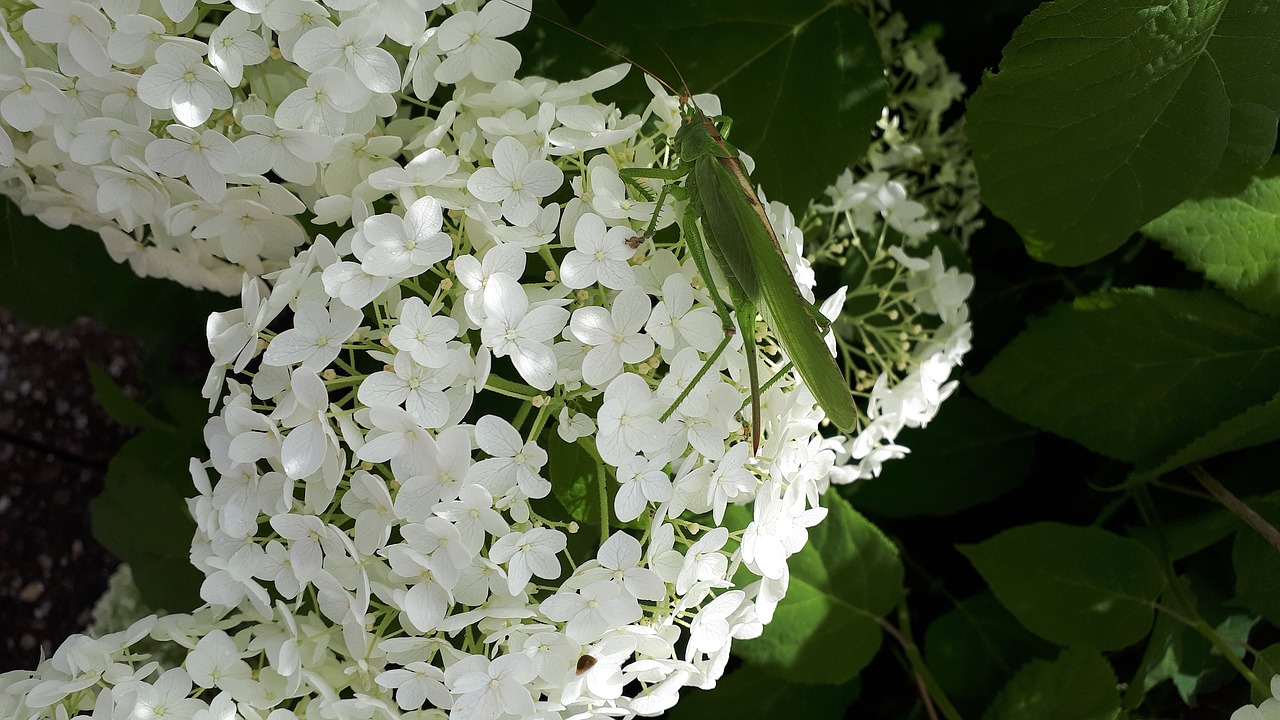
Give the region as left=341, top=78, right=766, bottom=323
left=1134, top=388, right=1280, bottom=482
left=1127, top=507, right=1238, bottom=562
left=0, top=199, right=229, bottom=343
left=546, top=434, right=643, bottom=530
left=548, top=434, right=604, bottom=526
left=734, top=490, right=903, bottom=684
left=89, top=428, right=204, bottom=612
left=969, top=288, right=1280, bottom=464
left=967, top=0, right=1280, bottom=266
left=1252, top=644, right=1280, bottom=705
left=667, top=662, right=859, bottom=720
left=960, top=522, right=1165, bottom=650
left=1144, top=162, right=1280, bottom=316
left=848, top=396, right=1034, bottom=517
left=1231, top=492, right=1280, bottom=626
left=924, top=592, right=1058, bottom=717
left=1127, top=574, right=1256, bottom=707
left=522, top=0, right=886, bottom=208
left=982, top=649, right=1122, bottom=720
left=85, top=360, right=172, bottom=432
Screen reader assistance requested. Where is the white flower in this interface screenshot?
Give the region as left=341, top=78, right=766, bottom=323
left=185, top=631, right=251, bottom=689
left=357, top=351, right=453, bottom=429
left=359, top=196, right=452, bottom=277
left=540, top=580, right=642, bottom=643
left=293, top=17, right=400, bottom=94
left=263, top=302, right=363, bottom=371
left=235, top=115, right=335, bottom=185
left=22, top=0, right=111, bottom=77
left=0, top=69, right=68, bottom=132
left=192, top=199, right=306, bottom=265
left=614, top=454, right=672, bottom=523
left=589, top=164, right=654, bottom=222
left=556, top=407, right=596, bottom=443
left=388, top=297, right=459, bottom=368
left=434, top=0, right=530, bottom=84
left=129, top=669, right=204, bottom=720
left=137, top=43, right=233, bottom=127
left=471, top=415, right=550, bottom=499
left=208, top=11, right=270, bottom=87
left=559, top=212, right=636, bottom=290
left=590, top=531, right=666, bottom=601
left=489, top=527, right=566, bottom=595
left=647, top=273, right=723, bottom=354
left=466, top=135, right=563, bottom=226
left=276, top=367, right=338, bottom=479
left=434, top=484, right=509, bottom=556
left=274, top=67, right=371, bottom=135
left=375, top=662, right=451, bottom=711
left=478, top=274, right=568, bottom=391
left=596, top=373, right=667, bottom=466
left=455, top=244, right=527, bottom=322
left=446, top=654, right=537, bottom=720
left=676, top=527, right=730, bottom=595
left=70, top=117, right=154, bottom=166
left=569, top=287, right=654, bottom=388
left=686, top=590, right=745, bottom=659
left=143, top=125, right=241, bottom=203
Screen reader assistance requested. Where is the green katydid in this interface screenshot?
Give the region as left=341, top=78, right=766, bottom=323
left=496, top=1, right=859, bottom=450
left=622, top=96, right=859, bottom=451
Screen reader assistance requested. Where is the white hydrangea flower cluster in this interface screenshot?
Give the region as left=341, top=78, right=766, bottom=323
left=182, top=64, right=858, bottom=715
left=854, top=0, right=982, bottom=247
left=805, top=167, right=972, bottom=483
left=4, top=72, right=970, bottom=720
left=1, top=2, right=975, bottom=718
left=0, top=0, right=548, bottom=293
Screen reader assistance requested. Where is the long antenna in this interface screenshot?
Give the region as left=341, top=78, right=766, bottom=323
left=494, top=0, right=683, bottom=99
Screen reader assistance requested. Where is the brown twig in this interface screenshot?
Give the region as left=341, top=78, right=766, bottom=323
left=1188, top=463, right=1280, bottom=553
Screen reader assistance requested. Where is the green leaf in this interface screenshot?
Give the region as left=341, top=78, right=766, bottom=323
left=1127, top=507, right=1238, bottom=562
left=0, top=199, right=228, bottom=343
left=1231, top=492, right=1280, bottom=626
left=546, top=434, right=643, bottom=530
left=85, top=360, right=172, bottom=432
left=982, top=649, right=1122, bottom=720
left=666, top=662, right=859, bottom=720
left=967, top=0, right=1280, bottom=266
left=1252, top=644, right=1280, bottom=705
left=1144, top=163, right=1280, bottom=316
left=525, top=0, right=886, bottom=208
left=969, top=288, right=1280, bottom=464
left=847, top=396, right=1035, bottom=517
left=734, top=490, right=903, bottom=684
left=1126, top=574, right=1257, bottom=707
left=1133, top=388, right=1280, bottom=481
left=89, top=427, right=204, bottom=612
left=548, top=434, right=604, bottom=527
left=959, top=522, right=1165, bottom=650
left=924, top=592, right=1058, bottom=718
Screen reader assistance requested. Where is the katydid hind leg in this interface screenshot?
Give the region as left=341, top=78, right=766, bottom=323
left=738, top=298, right=762, bottom=454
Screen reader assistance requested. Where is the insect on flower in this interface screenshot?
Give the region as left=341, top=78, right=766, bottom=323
left=498, top=1, right=859, bottom=453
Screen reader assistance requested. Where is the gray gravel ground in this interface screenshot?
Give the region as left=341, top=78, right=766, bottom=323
left=0, top=307, right=141, bottom=671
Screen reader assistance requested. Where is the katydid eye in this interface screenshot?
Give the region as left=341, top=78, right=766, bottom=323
left=575, top=654, right=597, bottom=674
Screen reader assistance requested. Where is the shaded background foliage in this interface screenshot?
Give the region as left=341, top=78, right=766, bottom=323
left=3, top=1, right=1280, bottom=719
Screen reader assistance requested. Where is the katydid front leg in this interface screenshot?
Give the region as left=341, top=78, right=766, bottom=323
left=620, top=168, right=740, bottom=421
